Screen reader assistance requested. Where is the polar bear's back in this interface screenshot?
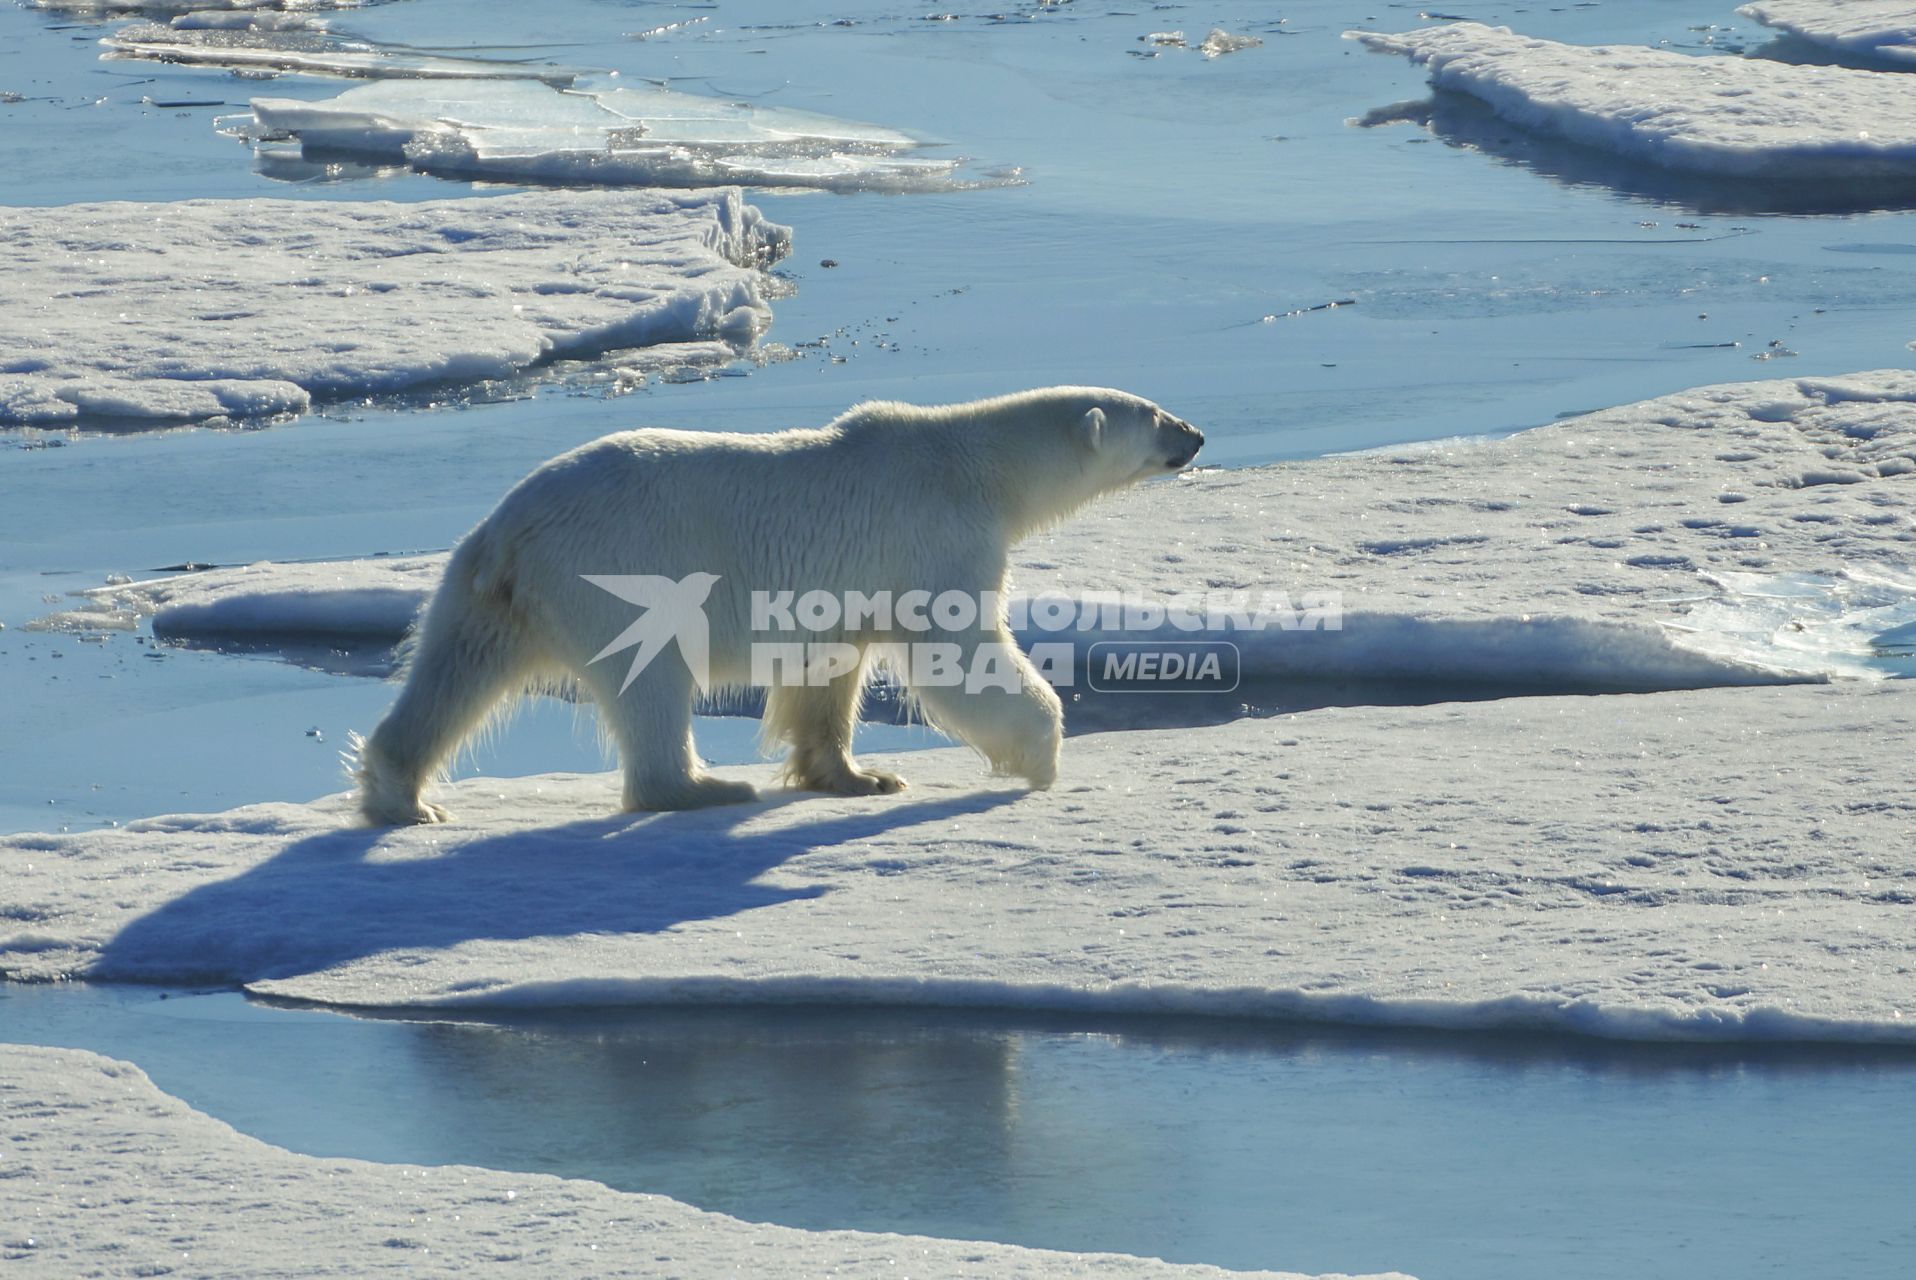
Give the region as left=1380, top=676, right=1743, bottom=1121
left=465, top=422, right=1002, bottom=671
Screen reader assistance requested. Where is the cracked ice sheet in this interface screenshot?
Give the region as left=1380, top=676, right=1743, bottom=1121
left=0, top=1048, right=1391, bottom=1280
left=244, top=77, right=987, bottom=193
left=1350, top=22, right=1916, bottom=182
left=48, top=371, right=1916, bottom=682
left=0, top=189, right=790, bottom=427
left=1, top=680, right=1912, bottom=1043
left=1739, top=1, right=1916, bottom=64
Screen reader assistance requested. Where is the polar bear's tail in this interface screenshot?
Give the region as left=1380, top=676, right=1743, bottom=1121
left=353, top=526, right=543, bottom=825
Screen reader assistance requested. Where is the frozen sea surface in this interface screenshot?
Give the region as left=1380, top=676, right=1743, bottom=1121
left=8, top=0, right=1916, bottom=455
left=4, top=1, right=1916, bottom=1274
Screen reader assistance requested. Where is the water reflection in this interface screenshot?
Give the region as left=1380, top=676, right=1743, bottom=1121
left=7, top=986, right=1913, bottom=1280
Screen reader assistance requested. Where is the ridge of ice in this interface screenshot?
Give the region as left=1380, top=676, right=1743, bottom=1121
left=242, top=76, right=991, bottom=193
left=1738, top=1, right=1916, bottom=64
left=1351, top=22, right=1916, bottom=180
left=0, top=189, right=791, bottom=427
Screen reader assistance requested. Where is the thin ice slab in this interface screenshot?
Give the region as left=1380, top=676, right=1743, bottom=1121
left=245, top=76, right=994, bottom=193
left=103, top=17, right=575, bottom=80
left=0, top=188, right=790, bottom=427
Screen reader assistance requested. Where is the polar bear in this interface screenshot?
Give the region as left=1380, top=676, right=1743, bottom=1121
left=353, top=386, right=1203, bottom=824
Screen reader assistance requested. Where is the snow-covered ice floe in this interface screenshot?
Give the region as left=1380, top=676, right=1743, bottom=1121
left=32, top=555, right=445, bottom=638
left=1351, top=21, right=1916, bottom=183
left=0, top=189, right=789, bottom=427
left=2, top=681, right=1911, bottom=1044
left=1739, top=1, right=1916, bottom=65
left=1, top=1048, right=1386, bottom=1280
left=46, top=371, right=1916, bottom=682
left=240, top=76, right=994, bottom=192
left=8, top=374, right=1915, bottom=1043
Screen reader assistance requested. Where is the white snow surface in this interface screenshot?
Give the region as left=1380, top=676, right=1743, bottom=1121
left=1739, top=1, right=1916, bottom=63
left=0, top=189, right=790, bottom=426
left=1, top=1046, right=1389, bottom=1280
left=245, top=77, right=984, bottom=193
left=45, top=371, right=1916, bottom=682
left=1, top=681, right=1911, bottom=1042
left=1351, top=22, right=1916, bottom=180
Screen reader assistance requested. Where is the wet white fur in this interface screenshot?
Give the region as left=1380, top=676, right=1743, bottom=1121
left=353, top=386, right=1202, bottom=823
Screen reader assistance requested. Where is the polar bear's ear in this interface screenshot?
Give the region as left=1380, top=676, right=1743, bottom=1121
left=1076, top=407, right=1105, bottom=451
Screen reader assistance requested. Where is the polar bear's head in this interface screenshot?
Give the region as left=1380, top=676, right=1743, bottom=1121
left=1068, top=390, right=1205, bottom=491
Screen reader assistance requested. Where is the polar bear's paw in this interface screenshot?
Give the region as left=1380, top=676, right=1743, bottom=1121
left=361, top=795, right=453, bottom=826
left=788, top=756, right=908, bottom=797
left=624, top=774, right=759, bottom=812
left=829, top=767, right=908, bottom=797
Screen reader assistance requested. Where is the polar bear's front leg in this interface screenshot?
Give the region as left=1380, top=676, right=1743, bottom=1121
left=909, top=633, right=1062, bottom=789
left=764, top=672, right=907, bottom=797
left=581, top=659, right=757, bottom=812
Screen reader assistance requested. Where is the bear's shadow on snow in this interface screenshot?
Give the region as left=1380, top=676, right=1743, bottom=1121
left=95, top=787, right=1021, bottom=985
left=1358, top=91, right=1916, bottom=216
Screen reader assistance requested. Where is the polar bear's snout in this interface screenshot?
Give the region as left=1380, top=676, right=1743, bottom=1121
left=1161, top=415, right=1204, bottom=470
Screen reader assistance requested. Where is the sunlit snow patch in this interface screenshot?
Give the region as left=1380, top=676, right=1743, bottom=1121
left=242, top=76, right=994, bottom=193
left=1667, top=565, right=1916, bottom=678
left=0, top=189, right=790, bottom=427
left=1739, top=1, right=1916, bottom=64
left=1351, top=22, right=1916, bottom=183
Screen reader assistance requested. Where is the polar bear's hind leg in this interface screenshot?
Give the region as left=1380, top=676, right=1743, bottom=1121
left=355, top=568, right=544, bottom=826
left=582, top=659, right=757, bottom=811
left=765, top=669, right=908, bottom=797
